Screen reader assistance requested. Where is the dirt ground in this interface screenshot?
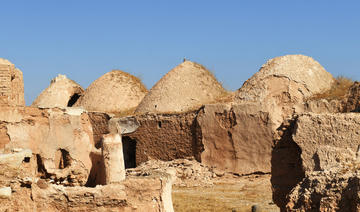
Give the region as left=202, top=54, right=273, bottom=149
left=126, top=159, right=279, bottom=211
left=172, top=174, right=279, bottom=212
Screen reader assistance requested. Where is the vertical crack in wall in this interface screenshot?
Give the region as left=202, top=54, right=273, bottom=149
left=191, top=110, right=204, bottom=162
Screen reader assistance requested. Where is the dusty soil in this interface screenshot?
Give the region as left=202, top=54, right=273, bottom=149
left=172, top=174, right=279, bottom=212
left=127, top=159, right=279, bottom=211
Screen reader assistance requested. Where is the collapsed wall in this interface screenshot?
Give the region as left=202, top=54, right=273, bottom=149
left=0, top=107, right=129, bottom=187
left=0, top=149, right=174, bottom=212
left=271, top=113, right=360, bottom=211
left=0, top=58, right=25, bottom=106
left=304, top=79, right=360, bottom=114
left=0, top=106, right=94, bottom=186
left=286, top=164, right=360, bottom=212
left=0, top=107, right=175, bottom=211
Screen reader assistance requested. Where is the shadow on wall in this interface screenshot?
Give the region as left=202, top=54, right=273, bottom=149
left=86, top=152, right=106, bottom=187
left=271, top=118, right=305, bottom=210
left=55, top=149, right=72, bottom=169
left=86, top=136, right=137, bottom=187
left=191, top=116, right=204, bottom=162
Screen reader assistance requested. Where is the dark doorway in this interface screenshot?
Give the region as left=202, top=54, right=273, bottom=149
left=122, top=136, right=137, bottom=169
left=58, top=149, right=72, bottom=169
left=67, top=93, right=81, bottom=107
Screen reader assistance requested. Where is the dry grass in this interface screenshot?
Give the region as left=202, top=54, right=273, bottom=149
left=309, top=76, right=354, bottom=101
left=193, top=62, right=225, bottom=88
left=214, top=91, right=235, bottom=103
left=134, top=61, right=234, bottom=116
left=172, top=176, right=279, bottom=212
left=192, top=61, right=234, bottom=103
left=110, top=70, right=148, bottom=93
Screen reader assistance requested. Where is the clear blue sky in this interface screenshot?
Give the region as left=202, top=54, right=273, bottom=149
left=1, top=0, right=359, bottom=105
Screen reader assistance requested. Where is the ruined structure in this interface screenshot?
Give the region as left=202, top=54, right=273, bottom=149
left=268, top=79, right=360, bottom=211
left=0, top=59, right=174, bottom=211
left=0, top=107, right=94, bottom=186
left=0, top=58, right=25, bottom=106
left=3, top=54, right=359, bottom=211
left=32, top=74, right=84, bottom=108
left=272, top=113, right=360, bottom=211
left=0, top=148, right=174, bottom=211
left=0, top=107, right=174, bottom=211
left=118, top=103, right=276, bottom=175
left=342, top=81, right=360, bottom=112
left=124, top=55, right=335, bottom=175
left=75, top=70, right=147, bottom=114
left=235, top=55, right=334, bottom=129
left=286, top=165, right=360, bottom=212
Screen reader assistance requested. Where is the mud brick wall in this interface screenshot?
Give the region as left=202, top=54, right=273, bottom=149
left=0, top=65, right=11, bottom=105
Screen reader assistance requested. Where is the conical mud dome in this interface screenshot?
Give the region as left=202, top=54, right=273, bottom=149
left=135, top=61, right=229, bottom=114
left=32, top=74, right=84, bottom=108
left=236, top=54, right=334, bottom=102
left=235, top=54, right=335, bottom=127
left=75, top=70, right=147, bottom=113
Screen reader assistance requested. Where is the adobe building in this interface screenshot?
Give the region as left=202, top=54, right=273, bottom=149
left=32, top=74, right=84, bottom=108
left=0, top=58, right=25, bottom=106
left=75, top=70, right=147, bottom=114
left=135, top=60, right=230, bottom=114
